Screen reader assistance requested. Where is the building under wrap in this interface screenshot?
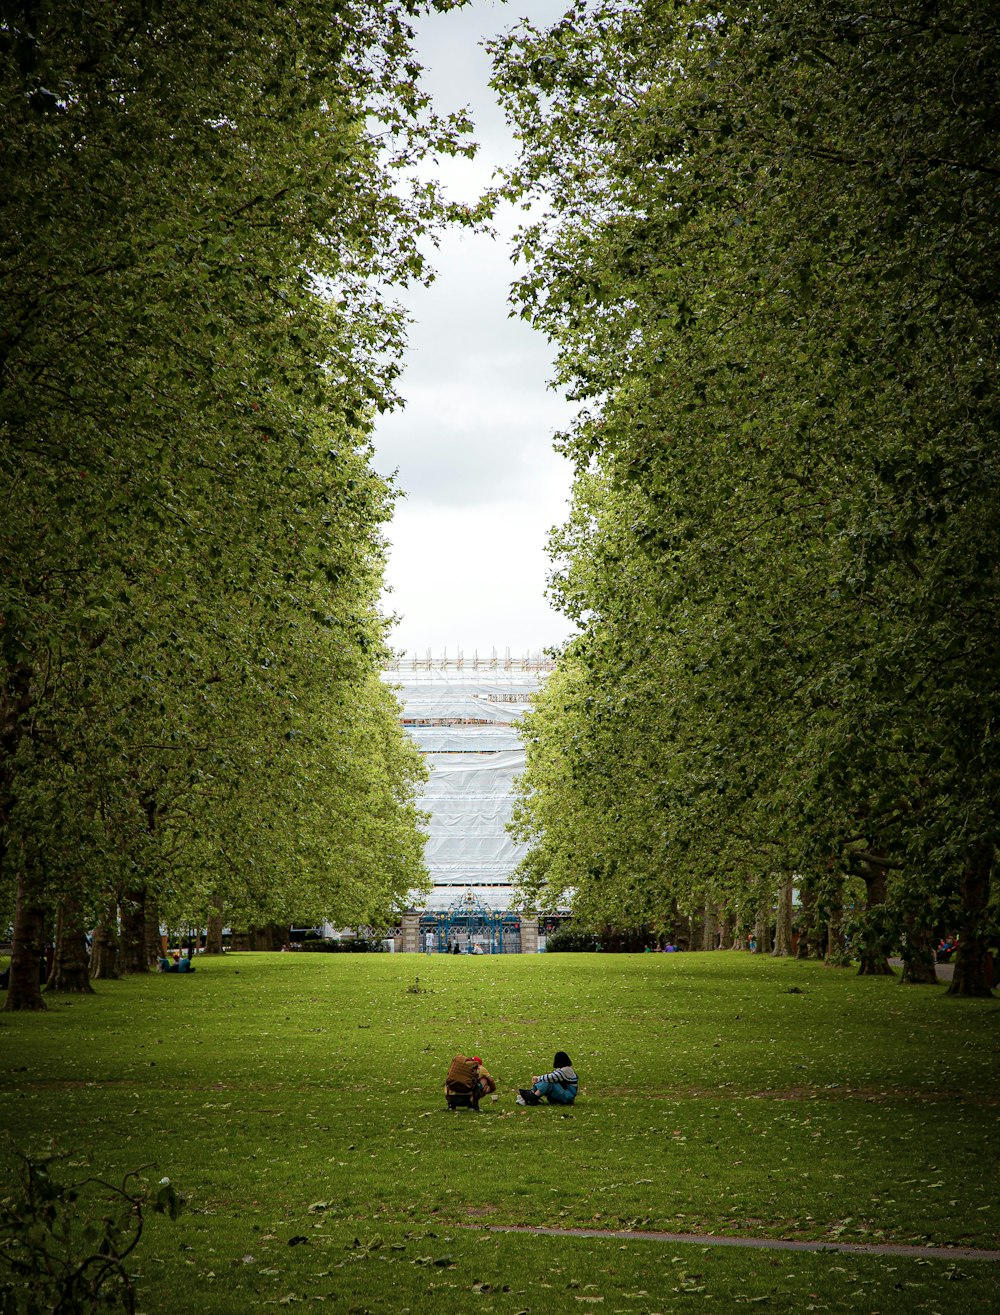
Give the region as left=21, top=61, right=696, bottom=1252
left=382, top=653, right=557, bottom=951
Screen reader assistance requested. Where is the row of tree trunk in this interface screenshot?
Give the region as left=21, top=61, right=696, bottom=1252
left=2, top=879, right=290, bottom=1011
left=5, top=871, right=991, bottom=1009
left=676, top=868, right=993, bottom=996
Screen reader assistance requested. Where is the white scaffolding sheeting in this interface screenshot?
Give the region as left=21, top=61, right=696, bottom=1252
left=383, top=659, right=548, bottom=912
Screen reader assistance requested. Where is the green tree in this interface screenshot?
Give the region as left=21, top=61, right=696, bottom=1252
left=495, top=1, right=999, bottom=992
left=2, top=0, right=471, bottom=1007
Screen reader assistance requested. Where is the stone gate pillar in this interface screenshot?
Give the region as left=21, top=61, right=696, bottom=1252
left=401, top=911, right=421, bottom=954
left=520, top=915, right=539, bottom=954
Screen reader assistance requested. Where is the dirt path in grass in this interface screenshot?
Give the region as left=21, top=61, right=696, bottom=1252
left=462, top=1223, right=1000, bottom=1262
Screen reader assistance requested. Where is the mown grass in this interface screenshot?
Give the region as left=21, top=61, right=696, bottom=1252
left=1, top=951, right=998, bottom=1313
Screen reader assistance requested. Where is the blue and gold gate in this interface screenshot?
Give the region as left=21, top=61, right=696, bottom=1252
left=419, top=892, right=521, bottom=954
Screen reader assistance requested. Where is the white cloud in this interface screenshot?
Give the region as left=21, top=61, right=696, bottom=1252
left=381, top=483, right=574, bottom=657
left=373, top=0, right=576, bottom=654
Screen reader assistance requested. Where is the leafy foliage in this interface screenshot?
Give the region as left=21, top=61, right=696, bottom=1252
left=0, top=1146, right=184, bottom=1314
left=298, top=936, right=387, bottom=952
left=542, top=923, right=601, bottom=952
left=491, top=1, right=1000, bottom=987
left=0, top=0, right=485, bottom=997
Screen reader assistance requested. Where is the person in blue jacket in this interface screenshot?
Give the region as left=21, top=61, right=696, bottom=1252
left=516, top=1051, right=578, bottom=1105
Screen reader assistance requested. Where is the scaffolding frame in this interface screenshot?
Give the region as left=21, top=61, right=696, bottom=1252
left=385, top=648, right=557, bottom=674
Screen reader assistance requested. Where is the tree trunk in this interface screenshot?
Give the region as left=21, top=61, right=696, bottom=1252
left=898, top=919, right=938, bottom=985
left=119, top=888, right=149, bottom=974
left=899, top=952, right=937, bottom=984
left=795, top=880, right=820, bottom=959
left=124, top=795, right=162, bottom=972
left=143, top=900, right=162, bottom=969
left=755, top=905, right=773, bottom=955
left=671, top=902, right=690, bottom=950
left=688, top=904, right=705, bottom=952
left=856, top=855, right=894, bottom=976
left=720, top=910, right=737, bottom=949
left=48, top=895, right=94, bottom=993
left=702, top=903, right=720, bottom=951
left=4, top=867, right=46, bottom=1011
left=772, top=876, right=794, bottom=956
left=947, top=845, right=995, bottom=998
left=89, top=902, right=120, bottom=979
left=824, top=878, right=850, bottom=965
left=205, top=894, right=224, bottom=954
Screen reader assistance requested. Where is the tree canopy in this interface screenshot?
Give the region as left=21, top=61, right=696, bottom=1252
left=1, top=0, right=478, bottom=1006
left=493, top=0, right=1000, bottom=992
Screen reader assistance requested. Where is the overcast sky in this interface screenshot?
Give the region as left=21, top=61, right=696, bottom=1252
left=372, top=0, right=577, bottom=660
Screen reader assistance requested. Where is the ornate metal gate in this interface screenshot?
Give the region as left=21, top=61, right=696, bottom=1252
left=419, top=892, right=521, bottom=954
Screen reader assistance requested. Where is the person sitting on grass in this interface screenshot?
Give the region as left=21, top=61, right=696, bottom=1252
left=445, top=1054, right=496, bottom=1110
left=517, top=1051, right=578, bottom=1106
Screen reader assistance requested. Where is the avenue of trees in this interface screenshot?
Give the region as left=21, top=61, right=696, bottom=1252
left=0, top=1, right=477, bottom=1007
left=494, top=1, right=999, bottom=993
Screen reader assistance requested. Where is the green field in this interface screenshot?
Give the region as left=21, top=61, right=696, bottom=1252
left=2, top=951, right=998, bottom=1312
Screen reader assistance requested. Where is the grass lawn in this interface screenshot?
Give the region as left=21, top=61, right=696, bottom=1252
left=1, top=950, right=998, bottom=1312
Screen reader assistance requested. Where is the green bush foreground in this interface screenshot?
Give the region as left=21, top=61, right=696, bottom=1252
left=1, top=952, right=997, bottom=1313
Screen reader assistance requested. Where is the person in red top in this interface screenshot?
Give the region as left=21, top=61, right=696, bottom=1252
left=445, top=1054, right=496, bottom=1110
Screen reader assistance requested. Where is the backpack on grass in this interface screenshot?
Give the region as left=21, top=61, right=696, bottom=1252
left=445, top=1054, right=480, bottom=1109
